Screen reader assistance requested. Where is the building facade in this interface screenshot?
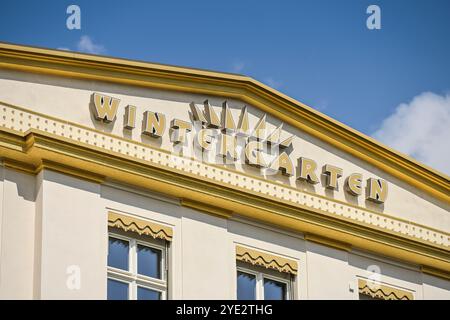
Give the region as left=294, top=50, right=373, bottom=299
left=0, top=43, right=448, bottom=300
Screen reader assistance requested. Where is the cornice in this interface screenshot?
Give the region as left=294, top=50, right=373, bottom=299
left=181, top=198, right=233, bottom=219
left=304, top=234, right=352, bottom=252
left=0, top=42, right=448, bottom=204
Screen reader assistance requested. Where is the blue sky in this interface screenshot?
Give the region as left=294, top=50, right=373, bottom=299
left=1, top=0, right=449, bottom=174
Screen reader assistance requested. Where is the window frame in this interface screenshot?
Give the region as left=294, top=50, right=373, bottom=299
left=236, top=263, right=293, bottom=300
left=107, top=231, right=168, bottom=300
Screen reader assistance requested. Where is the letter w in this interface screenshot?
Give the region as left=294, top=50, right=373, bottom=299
left=93, top=93, right=120, bottom=122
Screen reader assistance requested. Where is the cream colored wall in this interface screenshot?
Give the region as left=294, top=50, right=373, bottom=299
left=305, top=242, right=352, bottom=299
left=0, top=69, right=448, bottom=233
left=180, top=209, right=234, bottom=299
left=0, top=167, right=448, bottom=299
left=34, top=170, right=106, bottom=299
left=422, top=274, right=450, bottom=300
left=0, top=167, right=35, bottom=299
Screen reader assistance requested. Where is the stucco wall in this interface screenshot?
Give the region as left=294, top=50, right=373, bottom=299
left=0, top=168, right=448, bottom=299
left=0, top=167, right=35, bottom=299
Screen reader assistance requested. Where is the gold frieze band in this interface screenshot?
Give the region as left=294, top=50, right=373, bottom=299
left=108, top=212, right=173, bottom=241
left=236, top=245, right=298, bottom=275
left=358, top=279, right=413, bottom=300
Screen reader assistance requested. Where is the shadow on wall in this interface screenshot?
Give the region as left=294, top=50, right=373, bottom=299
left=3, top=167, right=36, bottom=202
left=348, top=252, right=422, bottom=288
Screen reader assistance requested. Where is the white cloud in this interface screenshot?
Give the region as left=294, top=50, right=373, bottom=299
left=57, top=47, right=71, bottom=51
left=372, top=92, right=450, bottom=175
left=263, top=77, right=282, bottom=90
left=231, top=61, right=245, bottom=73
left=76, top=35, right=105, bottom=54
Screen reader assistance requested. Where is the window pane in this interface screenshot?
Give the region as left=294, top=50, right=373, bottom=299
left=108, top=237, right=129, bottom=270
left=137, top=244, right=162, bottom=279
left=137, top=286, right=161, bottom=300
left=237, top=271, right=256, bottom=300
left=107, top=278, right=129, bottom=300
left=263, top=278, right=286, bottom=300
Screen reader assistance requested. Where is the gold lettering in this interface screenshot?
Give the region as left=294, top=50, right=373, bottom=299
left=221, top=101, right=236, bottom=132
left=196, top=128, right=215, bottom=151
left=142, top=111, right=166, bottom=138
left=269, top=152, right=294, bottom=176
left=346, top=173, right=362, bottom=196
left=170, top=119, right=192, bottom=144
left=92, top=93, right=120, bottom=123
left=245, top=141, right=267, bottom=168
left=124, top=105, right=136, bottom=129
left=237, top=106, right=250, bottom=137
left=266, top=124, right=282, bottom=145
left=323, top=164, right=343, bottom=189
left=252, top=114, right=267, bottom=140
left=190, top=102, right=207, bottom=125
left=298, top=157, right=319, bottom=184
left=367, top=178, right=388, bottom=203
left=279, top=135, right=294, bottom=149
left=204, top=100, right=221, bottom=128
left=218, top=133, right=237, bottom=160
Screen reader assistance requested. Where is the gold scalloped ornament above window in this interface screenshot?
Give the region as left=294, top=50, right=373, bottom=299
left=235, top=245, right=298, bottom=275
left=358, top=279, right=413, bottom=300
left=108, top=212, right=173, bottom=242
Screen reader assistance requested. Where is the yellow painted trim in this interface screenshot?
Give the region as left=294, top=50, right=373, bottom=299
left=181, top=198, right=233, bottom=219
left=1, top=158, right=104, bottom=184
left=421, top=266, right=450, bottom=281
left=0, top=42, right=448, bottom=204
left=37, top=159, right=105, bottom=184
left=358, top=279, right=413, bottom=300
left=305, top=234, right=352, bottom=252
left=2, top=158, right=36, bottom=175
left=108, top=211, right=173, bottom=242
left=236, top=245, right=298, bottom=275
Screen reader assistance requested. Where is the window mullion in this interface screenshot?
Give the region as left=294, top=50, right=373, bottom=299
left=258, top=273, right=264, bottom=300
left=108, top=231, right=167, bottom=300
left=132, top=238, right=137, bottom=300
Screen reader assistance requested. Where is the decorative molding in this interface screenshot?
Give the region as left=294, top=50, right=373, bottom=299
left=2, top=158, right=37, bottom=175
left=0, top=157, right=105, bottom=184
left=181, top=198, right=233, bottom=219
left=0, top=42, right=448, bottom=204
left=236, top=245, right=298, bottom=275
left=108, top=211, right=173, bottom=241
left=305, top=234, right=352, bottom=252
left=0, top=102, right=449, bottom=276
left=358, top=279, right=413, bottom=300
left=37, top=159, right=105, bottom=184
left=421, top=266, right=450, bottom=281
